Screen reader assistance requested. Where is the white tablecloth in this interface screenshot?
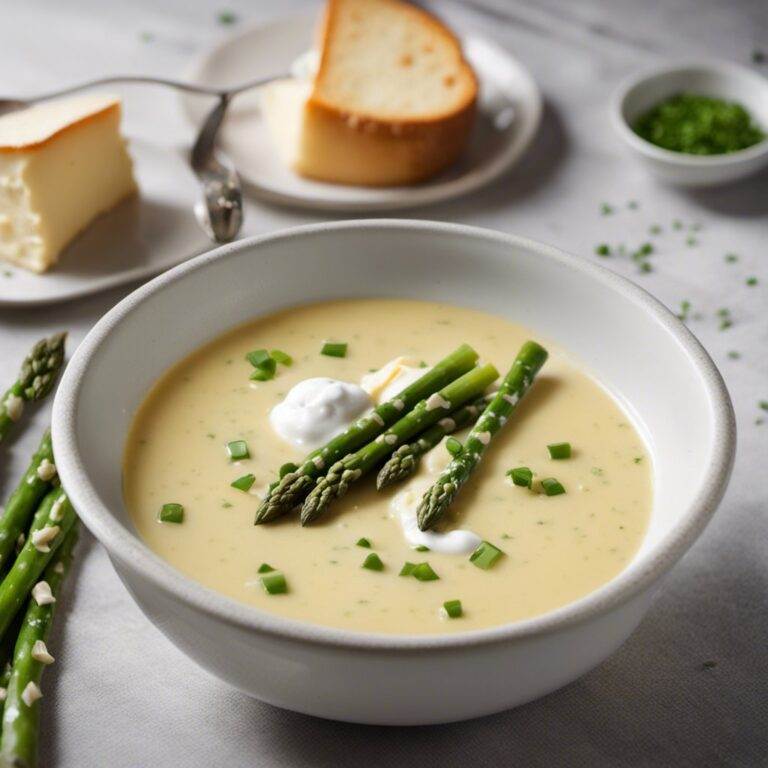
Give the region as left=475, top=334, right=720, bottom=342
left=1, top=1, right=765, bottom=764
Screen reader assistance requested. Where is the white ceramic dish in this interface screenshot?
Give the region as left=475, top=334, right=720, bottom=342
left=52, top=220, right=735, bottom=725
left=183, top=12, right=542, bottom=211
left=0, top=139, right=210, bottom=307
left=613, top=59, right=768, bottom=187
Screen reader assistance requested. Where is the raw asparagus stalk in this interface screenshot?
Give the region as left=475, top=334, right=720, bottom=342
left=0, top=334, right=66, bottom=444
left=301, top=363, right=500, bottom=525
left=417, top=341, right=548, bottom=531
left=0, top=523, right=77, bottom=768
left=376, top=396, right=489, bottom=490
left=254, top=344, right=479, bottom=524
left=0, top=432, right=57, bottom=575
left=0, top=489, right=77, bottom=642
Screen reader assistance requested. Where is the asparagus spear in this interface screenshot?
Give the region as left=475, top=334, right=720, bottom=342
left=417, top=341, right=548, bottom=531
left=376, top=396, right=489, bottom=489
left=301, top=363, right=500, bottom=525
left=0, top=334, right=66, bottom=444
left=0, top=488, right=76, bottom=642
left=254, top=344, right=479, bottom=524
left=0, top=432, right=57, bottom=576
left=0, top=523, right=77, bottom=768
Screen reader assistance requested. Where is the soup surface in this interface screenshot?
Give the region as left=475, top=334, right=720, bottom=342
left=123, top=299, right=651, bottom=634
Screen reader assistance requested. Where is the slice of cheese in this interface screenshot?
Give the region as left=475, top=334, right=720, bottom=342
left=261, top=0, right=477, bottom=187
left=0, top=94, right=137, bottom=273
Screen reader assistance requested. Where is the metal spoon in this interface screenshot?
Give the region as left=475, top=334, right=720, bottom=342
left=190, top=94, right=243, bottom=243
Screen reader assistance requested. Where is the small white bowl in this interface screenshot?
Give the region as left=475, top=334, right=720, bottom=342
left=52, top=221, right=735, bottom=725
left=613, top=60, right=768, bottom=187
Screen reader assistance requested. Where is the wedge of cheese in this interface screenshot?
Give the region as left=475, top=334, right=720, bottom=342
left=0, top=95, right=137, bottom=273
left=261, top=0, right=477, bottom=186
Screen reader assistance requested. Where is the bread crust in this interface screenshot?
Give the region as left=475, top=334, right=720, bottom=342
left=299, top=0, right=477, bottom=185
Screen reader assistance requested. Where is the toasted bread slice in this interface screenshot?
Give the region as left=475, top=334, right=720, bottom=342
left=264, top=0, right=477, bottom=187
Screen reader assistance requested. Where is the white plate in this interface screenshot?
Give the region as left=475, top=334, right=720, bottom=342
left=0, top=139, right=210, bottom=307
left=184, top=12, right=542, bottom=211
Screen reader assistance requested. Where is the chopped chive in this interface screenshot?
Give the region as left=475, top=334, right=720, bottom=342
left=469, top=541, right=504, bottom=570
left=246, top=349, right=271, bottom=367
left=633, top=456, right=643, bottom=464
left=649, top=224, right=662, bottom=235
left=217, top=10, right=237, bottom=25
left=724, top=253, right=739, bottom=263
left=231, top=473, right=255, bottom=492
left=599, top=203, right=614, bottom=215
left=672, top=219, right=683, bottom=231
left=746, top=276, right=758, bottom=286
left=399, top=562, right=416, bottom=576
left=686, top=236, right=698, bottom=247
left=279, top=462, right=298, bottom=478
left=321, top=342, right=347, bottom=358
left=227, top=440, right=250, bottom=461
left=727, top=350, right=741, bottom=360
left=677, top=299, right=692, bottom=320
left=257, top=563, right=275, bottom=573
left=356, top=537, right=372, bottom=548
left=415, top=545, right=430, bottom=552
left=445, top=437, right=463, bottom=457
left=759, top=401, right=768, bottom=412
left=627, top=200, right=639, bottom=210
left=547, top=442, right=572, bottom=460
left=638, top=242, right=653, bottom=256
left=443, top=599, right=463, bottom=618
left=362, top=552, right=384, bottom=571
left=250, top=359, right=276, bottom=381
left=719, top=318, right=733, bottom=331
left=508, top=466, right=533, bottom=488
left=270, top=349, right=293, bottom=366
left=261, top=572, right=287, bottom=595
left=412, top=562, right=439, bottom=581
left=158, top=503, right=184, bottom=524
left=594, top=243, right=611, bottom=256
left=638, top=262, right=653, bottom=273
left=541, top=477, right=566, bottom=496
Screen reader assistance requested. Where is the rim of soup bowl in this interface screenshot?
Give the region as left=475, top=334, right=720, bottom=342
left=52, top=220, right=736, bottom=652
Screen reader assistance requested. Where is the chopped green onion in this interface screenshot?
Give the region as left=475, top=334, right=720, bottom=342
left=443, top=599, right=463, bottom=618
left=412, top=562, right=439, bottom=581
left=399, top=562, right=416, bottom=576
left=158, top=503, right=184, bottom=524
left=246, top=349, right=271, bottom=367
left=508, top=467, right=533, bottom=488
left=746, top=276, right=758, bottom=286
left=257, top=563, right=275, bottom=573
left=321, top=341, right=348, bottom=358
left=231, top=473, right=255, bottom=492
left=270, top=349, right=293, bottom=366
left=760, top=401, right=768, bottom=412
left=469, top=541, right=504, bottom=570
left=415, top=545, right=430, bottom=552
left=279, top=462, right=298, bottom=478
left=547, top=442, right=572, bottom=460
left=356, top=537, right=372, bottom=548
left=594, top=243, right=611, bottom=257
left=541, top=477, right=566, bottom=496
left=227, top=440, right=250, bottom=461
left=249, top=358, right=276, bottom=381
left=445, top=437, right=463, bottom=457
left=724, top=253, right=738, bottom=263
left=362, top=553, right=384, bottom=571
left=600, top=203, right=614, bottom=215
left=261, top=572, right=287, bottom=595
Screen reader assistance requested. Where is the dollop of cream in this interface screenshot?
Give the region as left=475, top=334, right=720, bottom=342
left=390, top=438, right=481, bottom=555
left=270, top=378, right=371, bottom=450
left=361, top=357, right=430, bottom=405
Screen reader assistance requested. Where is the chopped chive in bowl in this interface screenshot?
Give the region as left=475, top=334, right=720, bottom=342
left=257, top=563, right=275, bottom=573
left=231, top=473, right=255, bottom=492
left=321, top=341, right=348, bottom=358
left=158, top=503, right=184, bottom=524
left=261, top=572, right=287, bottom=595
left=270, top=349, right=293, bottom=366
left=399, top=562, right=417, bottom=576
left=356, top=537, right=372, bottom=548
left=508, top=466, right=533, bottom=488
left=547, top=442, right=572, bottom=460
left=443, top=599, right=463, bottom=619
left=412, top=562, right=439, bottom=581
left=226, top=440, right=250, bottom=461
left=362, top=552, right=384, bottom=571
left=541, top=477, right=566, bottom=496
left=469, top=541, right=504, bottom=570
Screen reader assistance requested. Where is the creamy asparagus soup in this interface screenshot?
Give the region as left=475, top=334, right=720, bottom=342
left=123, top=299, right=651, bottom=634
